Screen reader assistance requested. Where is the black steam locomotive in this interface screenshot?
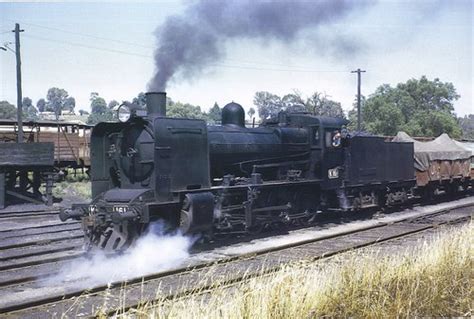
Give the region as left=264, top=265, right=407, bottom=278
left=60, top=92, right=416, bottom=251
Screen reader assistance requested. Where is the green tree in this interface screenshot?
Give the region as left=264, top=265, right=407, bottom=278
left=87, top=112, right=115, bottom=124
left=63, top=97, right=76, bottom=112
left=108, top=100, right=119, bottom=110
left=167, top=100, right=205, bottom=119
left=90, top=92, right=107, bottom=114
left=253, top=91, right=283, bottom=119
left=254, top=90, right=345, bottom=120
left=0, top=101, right=17, bottom=119
left=247, top=107, right=256, bottom=120
left=459, top=114, right=474, bottom=139
left=364, top=96, right=404, bottom=136
left=306, top=92, right=345, bottom=117
left=132, top=92, right=146, bottom=107
left=87, top=92, right=114, bottom=125
left=36, top=98, right=46, bottom=112
left=282, top=91, right=306, bottom=113
left=354, top=76, right=461, bottom=137
left=22, top=97, right=38, bottom=121
left=207, top=102, right=221, bottom=123
left=46, top=87, right=70, bottom=119
left=347, top=95, right=367, bottom=131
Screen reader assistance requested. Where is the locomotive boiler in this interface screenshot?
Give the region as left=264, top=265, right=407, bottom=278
left=60, top=92, right=416, bottom=252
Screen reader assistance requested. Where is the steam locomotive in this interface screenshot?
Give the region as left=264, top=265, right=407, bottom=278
left=59, top=92, right=470, bottom=252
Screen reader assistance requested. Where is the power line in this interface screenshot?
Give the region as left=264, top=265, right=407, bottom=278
left=14, top=19, right=352, bottom=71
left=22, top=33, right=351, bottom=74
left=6, top=19, right=152, bottom=49
left=211, top=63, right=349, bottom=73
left=23, top=34, right=151, bottom=58
left=219, top=57, right=341, bottom=70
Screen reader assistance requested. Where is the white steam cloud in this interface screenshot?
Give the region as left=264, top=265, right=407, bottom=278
left=47, top=222, right=196, bottom=287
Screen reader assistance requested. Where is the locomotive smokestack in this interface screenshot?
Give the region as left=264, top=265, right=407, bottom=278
left=146, top=92, right=166, bottom=117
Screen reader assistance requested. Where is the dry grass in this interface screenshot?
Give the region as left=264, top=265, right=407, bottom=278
left=117, top=223, right=473, bottom=318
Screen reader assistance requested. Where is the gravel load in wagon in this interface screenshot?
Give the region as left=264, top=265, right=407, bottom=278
left=392, top=132, right=471, bottom=186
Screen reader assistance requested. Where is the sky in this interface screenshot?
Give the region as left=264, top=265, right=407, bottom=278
left=0, top=1, right=472, bottom=117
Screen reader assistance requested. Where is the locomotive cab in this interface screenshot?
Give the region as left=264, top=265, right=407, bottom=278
left=261, top=112, right=348, bottom=187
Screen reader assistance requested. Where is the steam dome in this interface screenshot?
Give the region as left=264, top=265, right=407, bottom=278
left=222, top=102, right=245, bottom=127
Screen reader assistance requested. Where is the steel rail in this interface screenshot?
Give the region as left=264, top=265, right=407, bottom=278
left=1, top=202, right=471, bottom=316
left=0, top=221, right=79, bottom=235
left=0, top=210, right=59, bottom=219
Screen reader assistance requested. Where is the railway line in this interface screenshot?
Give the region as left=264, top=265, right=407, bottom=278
left=0, top=194, right=466, bottom=286
left=0, top=198, right=471, bottom=318
left=0, top=209, right=83, bottom=289
left=0, top=209, right=59, bottom=219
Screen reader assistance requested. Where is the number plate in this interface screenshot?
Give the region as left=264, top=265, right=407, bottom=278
left=88, top=205, right=98, bottom=215
left=113, top=205, right=129, bottom=213
left=328, top=168, right=339, bottom=179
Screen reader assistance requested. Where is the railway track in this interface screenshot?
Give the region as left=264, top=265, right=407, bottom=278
left=0, top=195, right=464, bottom=289
left=0, top=208, right=84, bottom=290
left=0, top=209, right=60, bottom=219
left=0, top=199, right=471, bottom=318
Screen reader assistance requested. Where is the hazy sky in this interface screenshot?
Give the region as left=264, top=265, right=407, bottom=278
left=0, top=1, right=472, bottom=117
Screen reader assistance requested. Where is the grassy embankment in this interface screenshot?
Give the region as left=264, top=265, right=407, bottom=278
left=112, top=222, right=472, bottom=318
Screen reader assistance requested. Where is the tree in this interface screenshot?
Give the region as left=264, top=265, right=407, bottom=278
left=132, top=92, right=146, bottom=107
left=207, top=102, right=221, bottom=123
left=87, top=112, right=115, bottom=124
left=63, top=97, right=76, bottom=112
left=362, top=95, right=404, bottom=136
left=459, top=114, right=474, bottom=140
left=282, top=91, right=306, bottom=113
left=22, top=97, right=38, bottom=121
left=352, top=76, right=462, bottom=137
left=46, top=87, right=70, bottom=119
left=0, top=101, right=17, bottom=119
left=79, top=109, right=90, bottom=116
left=253, top=91, right=283, bottom=119
left=87, top=92, right=114, bottom=125
left=36, top=98, right=46, bottom=112
left=108, top=100, right=119, bottom=110
left=167, top=100, right=205, bottom=119
left=306, top=92, right=344, bottom=117
left=347, top=95, right=366, bottom=131
left=247, top=107, right=256, bottom=120
left=253, top=90, right=345, bottom=120
left=90, top=92, right=107, bottom=114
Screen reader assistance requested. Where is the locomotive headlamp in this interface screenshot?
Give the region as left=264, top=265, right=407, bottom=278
left=117, top=104, right=132, bottom=122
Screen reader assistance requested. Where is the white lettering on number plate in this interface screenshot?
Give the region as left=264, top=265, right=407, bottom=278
left=328, top=168, right=339, bottom=179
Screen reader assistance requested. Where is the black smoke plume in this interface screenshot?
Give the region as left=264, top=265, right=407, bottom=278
left=149, top=0, right=371, bottom=91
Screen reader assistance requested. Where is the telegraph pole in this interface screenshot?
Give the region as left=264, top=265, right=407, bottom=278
left=13, top=23, right=24, bottom=143
left=351, top=68, right=366, bottom=131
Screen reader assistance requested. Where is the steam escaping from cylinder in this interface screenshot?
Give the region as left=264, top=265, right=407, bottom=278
left=45, top=222, right=196, bottom=287
left=336, top=188, right=350, bottom=211
left=148, top=0, right=373, bottom=91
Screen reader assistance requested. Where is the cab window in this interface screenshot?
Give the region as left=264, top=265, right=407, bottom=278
left=325, top=130, right=342, bottom=148
left=312, top=127, right=320, bottom=145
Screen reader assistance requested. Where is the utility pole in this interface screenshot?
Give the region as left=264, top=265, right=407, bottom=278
left=351, top=68, right=366, bottom=131
left=13, top=23, right=24, bottom=143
